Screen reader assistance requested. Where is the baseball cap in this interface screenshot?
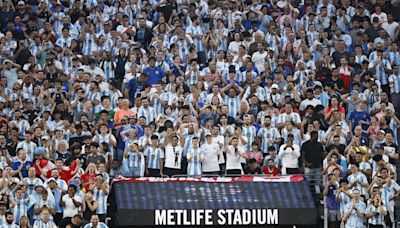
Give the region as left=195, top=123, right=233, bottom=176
left=41, top=135, right=50, bottom=141
left=379, top=130, right=386, bottom=134
left=350, top=90, right=359, bottom=95
left=34, top=184, right=44, bottom=189
left=17, top=1, right=25, bottom=5
left=0, top=201, right=5, bottom=206
left=205, top=133, right=212, bottom=137
left=271, top=84, right=279, bottom=90
left=47, top=178, right=57, bottom=183
left=34, top=147, right=44, bottom=155
left=313, top=81, right=323, bottom=88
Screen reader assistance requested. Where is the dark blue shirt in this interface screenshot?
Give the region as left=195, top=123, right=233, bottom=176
left=143, top=66, right=165, bottom=85
left=11, top=160, right=33, bottom=178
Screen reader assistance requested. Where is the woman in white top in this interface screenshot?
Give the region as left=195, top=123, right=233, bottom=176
left=59, top=185, right=82, bottom=219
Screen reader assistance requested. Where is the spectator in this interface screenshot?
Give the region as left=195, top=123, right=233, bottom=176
left=262, top=159, right=280, bottom=176
left=59, top=185, right=82, bottom=227
left=33, top=208, right=57, bottom=228
left=278, top=134, right=300, bottom=174
left=84, top=214, right=108, bottom=228
left=302, top=131, right=324, bottom=177
left=11, top=149, right=33, bottom=179
left=200, top=133, right=220, bottom=175
left=323, top=173, right=340, bottom=228
left=224, top=137, right=248, bottom=176
left=342, top=189, right=366, bottom=228
left=244, top=158, right=262, bottom=174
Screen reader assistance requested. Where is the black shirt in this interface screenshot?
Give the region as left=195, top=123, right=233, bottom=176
left=301, top=140, right=324, bottom=168
left=244, top=166, right=262, bottom=174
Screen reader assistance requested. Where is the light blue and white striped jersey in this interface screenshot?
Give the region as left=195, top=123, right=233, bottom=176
left=12, top=120, right=30, bottom=139
left=389, top=119, right=398, bottom=145
left=241, top=125, right=257, bottom=152
left=143, top=147, right=164, bottom=170
left=354, top=54, right=367, bottom=64
left=389, top=74, right=400, bottom=94
left=122, top=151, right=145, bottom=177
left=82, top=33, right=96, bottom=56
left=23, top=177, right=43, bottom=196
left=268, top=93, right=282, bottom=107
left=388, top=51, right=400, bottom=65
left=338, top=191, right=351, bottom=215
left=347, top=172, right=368, bottom=195
left=280, top=128, right=302, bottom=147
left=138, top=107, right=157, bottom=125
left=33, top=198, right=54, bottom=221
left=243, top=87, right=266, bottom=101
left=277, top=113, right=301, bottom=126
left=138, top=135, right=151, bottom=150
left=358, top=162, right=371, bottom=174
left=44, top=178, right=67, bottom=193
left=185, top=70, right=200, bottom=86
left=224, top=96, right=240, bottom=119
left=182, top=133, right=200, bottom=157
left=83, top=222, right=108, bottom=228
left=96, top=134, right=115, bottom=154
left=187, top=148, right=203, bottom=176
left=369, top=59, right=391, bottom=85
left=257, top=127, right=281, bottom=153
left=102, top=61, right=115, bottom=81
left=29, top=43, right=42, bottom=58
left=93, top=187, right=108, bottom=215
left=49, top=188, right=63, bottom=213
left=86, top=91, right=101, bottom=103
left=366, top=204, right=385, bottom=225
left=0, top=223, right=20, bottom=228
left=381, top=185, right=394, bottom=221
left=55, top=36, right=72, bottom=48
left=16, top=141, right=37, bottom=162
left=124, top=138, right=138, bottom=152
left=185, top=25, right=204, bottom=52
left=151, top=92, right=168, bottom=116
left=33, top=219, right=57, bottom=228
left=12, top=198, right=29, bottom=225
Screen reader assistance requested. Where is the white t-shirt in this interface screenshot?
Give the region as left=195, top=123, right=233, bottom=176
left=201, top=143, right=221, bottom=172
left=225, top=145, right=245, bottom=170
left=62, top=195, right=82, bottom=218
left=251, top=51, right=268, bottom=73
left=164, top=145, right=183, bottom=169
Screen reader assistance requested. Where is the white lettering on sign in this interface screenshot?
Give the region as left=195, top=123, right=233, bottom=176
left=155, top=209, right=279, bottom=225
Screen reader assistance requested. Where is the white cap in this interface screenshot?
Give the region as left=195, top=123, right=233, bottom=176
left=271, top=84, right=279, bottom=90
left=18, top=1, right=25, bottom=5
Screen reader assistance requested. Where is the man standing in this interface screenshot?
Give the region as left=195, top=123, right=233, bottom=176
left=224, top=137, right=248, bottom=176
left=201, top=133, right=221, bottom=175
left=143, top=135, right=164, bottom=177
left=163, top=135, right=183, bottom=177
left=143, top=57, right=165, bottom=85
left=278, top=134, right=300, bottom=174
left=301, top=131, right=324, bottom=180
left=342, top=189, right=366, bottom=228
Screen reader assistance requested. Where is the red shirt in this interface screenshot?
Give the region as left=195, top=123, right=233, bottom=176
left=81, top=173, right=97, bottom=191
left=46, top=160, right=77, bottom=183
left=34, top=159, right=56, bottom=176
left=262, top=167, right=280, bottom=176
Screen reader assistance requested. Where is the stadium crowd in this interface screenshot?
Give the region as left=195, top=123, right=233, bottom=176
left=0, top=0, right=398, bottom=227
